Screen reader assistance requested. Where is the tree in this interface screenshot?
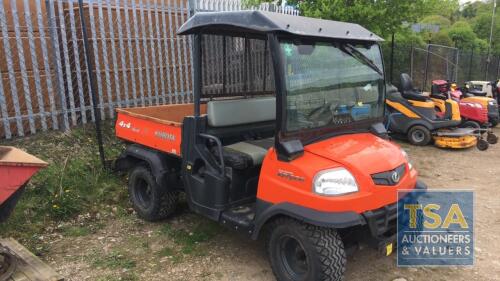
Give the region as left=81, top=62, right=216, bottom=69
left=296, top=0, right=432, bottom=38
left=431, top=30, right=454, bottom=46
left=447, top=21, right=478, bottom=48
left=420, top=15, right=452, bottom=28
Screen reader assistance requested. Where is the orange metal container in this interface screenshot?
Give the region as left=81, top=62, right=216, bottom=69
left=115, top=104, right=206, bottom=156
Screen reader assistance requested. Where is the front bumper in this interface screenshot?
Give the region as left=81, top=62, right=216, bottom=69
left=361, top=180, right=428, bottom=250
left=488, top=103, right=499, bottom=123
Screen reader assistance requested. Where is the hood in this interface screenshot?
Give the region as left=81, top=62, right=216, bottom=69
left=304, top=133, right=405, bottom=175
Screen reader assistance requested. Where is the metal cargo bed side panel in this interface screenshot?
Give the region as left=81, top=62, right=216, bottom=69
left=115, top=104, right=206, bottom=156
left=115, top=112, right=183, bottom=156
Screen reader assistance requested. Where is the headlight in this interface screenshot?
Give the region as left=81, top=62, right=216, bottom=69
left=313, top=168, right=358, bottom=196
left=489, top=100, right=497, bottom=106
left=401, top=149, right=413, bottom=170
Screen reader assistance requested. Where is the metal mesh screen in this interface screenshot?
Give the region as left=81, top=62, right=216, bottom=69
left=200, top=34, right=275, bottom=99
left=410, top=44, right=459, bottom=91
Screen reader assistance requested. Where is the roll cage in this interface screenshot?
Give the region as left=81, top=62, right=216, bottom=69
left=179, top=10, right=386, bottom=160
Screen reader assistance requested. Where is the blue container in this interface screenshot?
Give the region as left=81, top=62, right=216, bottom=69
left=351, top=104, right=372, bottom=121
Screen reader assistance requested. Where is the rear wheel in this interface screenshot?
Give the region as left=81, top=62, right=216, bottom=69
left=267, top=218, right=346, bottom=281
left=407, top=125, right=432, bottom=146
left=128, top=165, right=178, bottom=221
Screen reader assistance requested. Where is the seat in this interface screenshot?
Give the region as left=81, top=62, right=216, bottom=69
left=222, top=138, right=274, bottom=170
left=206, top=97, right=276, bottom=170
left=400, top=73, right=429, bottom=102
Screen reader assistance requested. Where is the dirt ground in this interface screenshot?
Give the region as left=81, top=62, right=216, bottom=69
left=39, top=127, right=500, bottom=281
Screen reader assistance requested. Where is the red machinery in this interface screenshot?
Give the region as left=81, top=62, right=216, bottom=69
left=0, top=146, right=47, bottom=222
left=1, top=146, right=47, bottom=279
left=431, top=80, right=490, bottom=127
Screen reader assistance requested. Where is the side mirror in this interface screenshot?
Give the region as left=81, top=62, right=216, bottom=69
left=370, top=122, right=389, bottom=139
left=277, top=139, right=304, bottom=162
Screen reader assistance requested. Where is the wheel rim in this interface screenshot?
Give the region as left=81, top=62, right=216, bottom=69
left=412, top=130, right=425, bottom=143
left=278, top=235, right=309, bottom=280
left=134, top=178, right=152, bottom=209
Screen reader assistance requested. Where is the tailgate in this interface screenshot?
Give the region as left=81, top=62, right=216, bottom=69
left=115, top=110, right=182, bottom=156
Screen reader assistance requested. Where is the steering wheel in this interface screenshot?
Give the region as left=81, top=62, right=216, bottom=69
left=306, top=101, right=339, bottom=125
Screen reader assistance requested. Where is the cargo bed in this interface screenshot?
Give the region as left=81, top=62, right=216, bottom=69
left=115, top=104, right=206, bottom=156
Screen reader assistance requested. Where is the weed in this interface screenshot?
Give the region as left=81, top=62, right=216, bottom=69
left=61, top=225, right=91, bottom=237
left=160, top=219, right=221, bottom=255
left=92, top=251, right=136, bottom=270
left=0, top=122, right=127, bottom=247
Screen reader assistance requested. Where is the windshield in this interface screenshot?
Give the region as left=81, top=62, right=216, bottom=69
left=281, top=40, right=385, bottom=132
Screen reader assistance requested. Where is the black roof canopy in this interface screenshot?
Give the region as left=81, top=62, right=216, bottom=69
left=177, top=10, right=383, bottom=42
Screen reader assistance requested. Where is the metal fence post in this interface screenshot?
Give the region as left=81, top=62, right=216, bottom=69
left=47, top=0, right=70, bottom=132
left=78, top=0, right=106, bottom=169
left=0, top=1, right=23, bottom=136
left=468, top=48, right=474, bottom=81
left=389, top=32, right=395, bottom=84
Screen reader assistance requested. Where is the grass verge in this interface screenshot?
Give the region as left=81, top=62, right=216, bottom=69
left=0, top=122, right=127, bottom=251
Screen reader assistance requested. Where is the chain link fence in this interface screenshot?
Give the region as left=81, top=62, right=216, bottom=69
left=5, top=1, right=499, bottom=141
left=382, top=42, right=500, bottom=91
left=0, top=0, right=298, bottom=140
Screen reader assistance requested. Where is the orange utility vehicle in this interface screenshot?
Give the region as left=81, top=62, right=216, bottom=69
left=115, top=11, right=426, bottom=281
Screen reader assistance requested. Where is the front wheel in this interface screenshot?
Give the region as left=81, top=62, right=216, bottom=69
left=267, top=218, right=346, bottom=281
left=408, top=125, right=432, bottom=146
left=477, top=139, right=489, bottom=151
left=128, top=165, right=178, bottom=221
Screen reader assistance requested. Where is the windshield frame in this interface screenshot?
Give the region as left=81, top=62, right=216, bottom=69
left=274, top=35, right=387, bottom=145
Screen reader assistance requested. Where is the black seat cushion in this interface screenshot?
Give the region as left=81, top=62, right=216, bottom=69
left=220, top=138, right=274, bottom=170
left=222, top=148, right=254, bottom=170
left=399, top=73, right=429, bottom=102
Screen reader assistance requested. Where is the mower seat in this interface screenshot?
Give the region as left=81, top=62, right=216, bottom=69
left=400, top=73, right=429, bottom=102
left=222, top=138, right=274, bottom=170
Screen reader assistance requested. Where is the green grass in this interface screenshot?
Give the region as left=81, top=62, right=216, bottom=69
left=92, top=250, right=137, bottom=270
left=61, top=225, right=91, bottom=237
left=159, top=219, right=221, bottom=256
left=0, top=122, right=127, bottom=248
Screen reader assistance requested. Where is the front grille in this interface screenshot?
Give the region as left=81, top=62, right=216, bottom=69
left=371, top=164, right=406, bottom=186
left=363, top=203, right=398, bottom=238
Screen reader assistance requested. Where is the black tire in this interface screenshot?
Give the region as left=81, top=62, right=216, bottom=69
left=128, top=165, right=178, bottom=221
left=477, top=139, right=489, bottom=151
left=407, top=125, right=432, bottom=146
left=267, top=218, right=346, bottom=281
left=487, top=133, right=498, bottom=145
left=460, top=120, right=480, bottom=129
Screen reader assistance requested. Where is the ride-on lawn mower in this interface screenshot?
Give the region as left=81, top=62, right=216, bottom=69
left=431, top=80, right=499, bottom=128
left=465, top=81, right=495, bottom=98
left=465, top=80, right=500, bottom=124
left=114, top=11, right=428, bottom=281
left=385, top=74, right=497, bottom=150
left=0, top=147, right=48, bottom=280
